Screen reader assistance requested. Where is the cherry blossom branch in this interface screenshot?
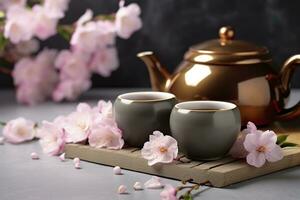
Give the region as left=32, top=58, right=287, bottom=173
left=0, top=66, right=11, bottom=75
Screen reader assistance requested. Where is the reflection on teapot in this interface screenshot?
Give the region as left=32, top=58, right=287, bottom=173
left=137, top=26, right=300, bottom=125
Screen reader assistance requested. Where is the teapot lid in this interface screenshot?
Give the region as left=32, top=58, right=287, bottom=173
left=185, top=26, right=271, bottom=65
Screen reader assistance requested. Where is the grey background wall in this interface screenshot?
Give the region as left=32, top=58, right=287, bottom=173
left=1, top=0, right=300, bottom=88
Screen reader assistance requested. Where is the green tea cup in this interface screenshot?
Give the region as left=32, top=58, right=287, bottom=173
left=170, top=101, right=241, bottom=160
left=114, top=91, right=176, bottom=147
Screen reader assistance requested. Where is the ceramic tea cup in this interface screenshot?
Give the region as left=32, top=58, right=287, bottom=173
left=114, top=91, right=176, bottom=147
left=170, top=101, right=241, bottom=161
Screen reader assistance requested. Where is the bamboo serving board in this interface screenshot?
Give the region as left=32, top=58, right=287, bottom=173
left=65, top=121, right=300, bottom=188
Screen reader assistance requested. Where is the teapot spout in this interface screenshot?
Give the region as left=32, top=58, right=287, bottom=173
left=137, top=51, right=171, bottom=91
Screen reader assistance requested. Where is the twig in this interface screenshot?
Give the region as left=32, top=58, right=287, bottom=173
left=0, top=66, right=11, bottom=75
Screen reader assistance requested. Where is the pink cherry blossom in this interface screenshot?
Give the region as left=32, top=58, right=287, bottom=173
left=4, top=5, right=34, bottom=44
left=160, top=184, right=178, bottom=200
left=115, top=3, right=142, bottom=39
left=0, top=137, right=4, bottom=145
left=13, top=49, right=58, bottom=105
left=63, top=103, right=93, bottom=143
left=133, top=182, right=143, bottom=190
left=113, top=166, right=122, bottom=175
left=94, top=100, right=113, bottom=119
left=0, top=0, right=26, bottom=11
left=38, top=121, right=66, bottom=156
left=32, top=5, right=59, bottom=40
left=144, top=176, right=165, bottom=189
left=73, top=157, right=80, bottom=164
left=52, top=79, right=91, bottom=102
left=44, top=0, right=70, bottom=18
left=59, top=153, right=66, bottom=161
left=117, top=185, right=128, bottom=194
left=53, top=50, right=91, bottom=102
left=30, top=152, right=39, bottom=160
left=74, top=162, right=81, bottom=169
left=88, top=119, right=124, bottom=150
left=244, top=130, right=283, bottom=168
left=89, top=47, right=119, bottom=77
left=141, top=131, right=178, bottom=166
left=229, top=121, right=259, bottom=159
left=71, top=10, right=116, bottom=53
left=55, top=50, right=90, bottom=80
left=2, top=117, right=35, bottom=144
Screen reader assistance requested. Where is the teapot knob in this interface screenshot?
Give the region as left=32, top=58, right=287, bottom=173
left=219, top=26, right=234, bottom=41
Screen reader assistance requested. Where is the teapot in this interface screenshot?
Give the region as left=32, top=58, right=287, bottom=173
left=137, top=26, right=300, bottom=125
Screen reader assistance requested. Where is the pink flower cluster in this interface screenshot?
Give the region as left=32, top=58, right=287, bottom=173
left=4, top=0, right=69, bottom=43
left=38, top=100, right=124, bottom=156
left=13, top=49, right=58, bottom=105
left=6, top=1, right=142, bottom=105
left=230, top=122, right=283, bottom=168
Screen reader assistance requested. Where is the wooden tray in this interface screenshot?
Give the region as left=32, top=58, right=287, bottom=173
left=65, top=121, right=300, bottom=188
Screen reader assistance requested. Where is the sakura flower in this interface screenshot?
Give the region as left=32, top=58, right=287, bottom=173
left=52, top=79, right=91, bottom=102
left=2, top=117, right=35, bottom=144
left=53, top=50, right=91, bottom=102
left=13, top=49, right=58, bottom=105
left=133, top=182, right=143, bottom=190
left=74, top=162, right=81, bottom=169
left=88, top=119, right=124, bottom=150
left=32, top=5, right=59, bottom=40
left=30, top=152, right=39, bottom=160
left=95, top=100, right=113, bottom=119
left=115, top=3, right=142, bottom=39
left=160, top=184, right=178, bottom=200
left=71, top=10, right=115, bottom=53
left=38, top=121, right=65, bottom=156
left=117, top=185, right=128, bottom=194
left=59, top=153, right=66, bottom=161
left=0, top=0, right=26, bottom=11
left=113, top=166, right=122, bottom=175
left=0, top=137, right=4, bottom=145
left=89, top=47, right=119, bottom=77
left=44, top=0, right=70, bottom=18
left=229, top=121, right=259, bottom=158
left=73, top=157, right=80, bottom=164
left=55, top=50, right=90, bottom=80
left=141, top=131, right=178, bottom=166
left=144, top=176, right=164, bottom=189
left=64, top=103, right=93, bottom=143
left=4, top=5, right=34, bottom=43
left=244, top=130, right=283, bottom=168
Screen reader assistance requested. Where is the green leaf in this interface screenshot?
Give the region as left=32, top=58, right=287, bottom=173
left=280, top=142, right=298, bottom=148
left=0, top=33, right=8, bottom=52
left=183, top=194, right=193, bottom=200
left=0, top=121, right=6, bottom=126
left=276, top=135, right=288, bottom=145
left=57, top=25, right=73, bottom=41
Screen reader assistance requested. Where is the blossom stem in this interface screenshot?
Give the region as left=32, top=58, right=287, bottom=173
left=0, top=66, right=12, bottom=75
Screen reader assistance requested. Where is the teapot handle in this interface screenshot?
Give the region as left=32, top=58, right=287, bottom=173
left=276, top=54, right=300, bottom=120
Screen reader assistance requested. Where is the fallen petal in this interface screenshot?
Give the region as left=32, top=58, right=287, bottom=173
left=113, top=166, right=122, bottom=175
left=0, top=137, right=4, bottom=145
left=118, top=185, right=128, bottom=194
left=73, top=157, right=80, bottom=164
left=144, top=176, right=164, bottom=189
left=59, top=153, right=65, bottom=161
left=74, top=162, right=81, bottom=169
left=30, top=152, right=39, bottom=160
left=133, top=182, right=143, bottom=190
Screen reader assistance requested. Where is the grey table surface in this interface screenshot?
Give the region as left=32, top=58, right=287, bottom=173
left=1, top=88, right=300, bottom=200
